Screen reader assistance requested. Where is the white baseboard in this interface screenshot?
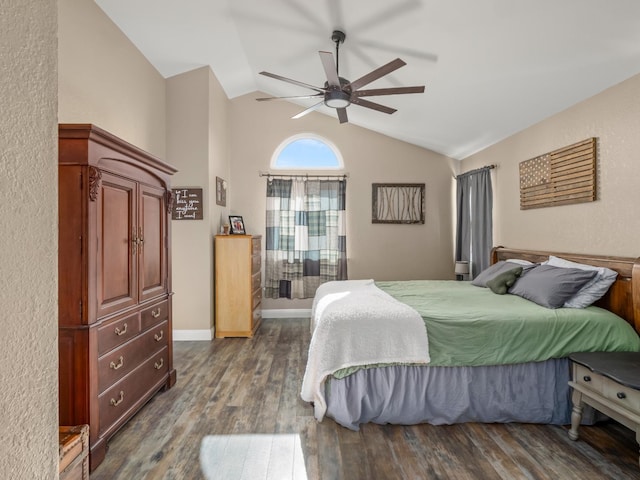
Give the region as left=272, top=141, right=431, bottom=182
left=173, top=312, right=310, bottom=340
left=261, top=309, right=311, bottom=319
left=173, top=329, right=213, bottom=341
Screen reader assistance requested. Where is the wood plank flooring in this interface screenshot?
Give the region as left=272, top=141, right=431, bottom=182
left=91, top=318, right=640, bottom=480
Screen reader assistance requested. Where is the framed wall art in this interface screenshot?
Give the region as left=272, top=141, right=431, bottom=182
left=372, top=183, right=425, bottom=224
left=216, top=176, right=227, bottom=206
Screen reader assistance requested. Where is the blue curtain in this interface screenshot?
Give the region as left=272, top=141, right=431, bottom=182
left=455, top=167, right=493, bottom=279
left=265, top=177, right=347, bottom=299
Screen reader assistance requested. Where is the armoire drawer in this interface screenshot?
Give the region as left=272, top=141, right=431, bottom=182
left=98, top=346, right=169, bottom=436
left=141, top=299, right=169, bottom=331
left=97, top=312, right=141, bottom=356
left=98, top=321, right=168, bottom=393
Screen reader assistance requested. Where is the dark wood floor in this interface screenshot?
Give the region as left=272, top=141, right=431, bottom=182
left=91, top=318, right=640, bottom=480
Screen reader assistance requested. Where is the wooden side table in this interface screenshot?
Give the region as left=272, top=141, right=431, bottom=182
left=59, top=425, right=89, bottom=480
left=568, top=352, right=640, bottom=467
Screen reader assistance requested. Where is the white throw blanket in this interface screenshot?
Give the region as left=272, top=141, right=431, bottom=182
left=301, top=280, right=430, bottom=421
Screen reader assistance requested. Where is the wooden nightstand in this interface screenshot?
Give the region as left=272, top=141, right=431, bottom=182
left=568, top=352, right=640, bottom=467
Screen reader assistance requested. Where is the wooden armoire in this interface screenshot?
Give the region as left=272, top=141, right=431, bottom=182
left=58, top=124, right=177, bottom=471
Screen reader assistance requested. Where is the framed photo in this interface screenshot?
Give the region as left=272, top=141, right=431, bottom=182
left=229, top=215, right=246, bottom=235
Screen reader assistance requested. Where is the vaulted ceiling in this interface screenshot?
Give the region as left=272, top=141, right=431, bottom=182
left=95, top=0, right=640, bottom=159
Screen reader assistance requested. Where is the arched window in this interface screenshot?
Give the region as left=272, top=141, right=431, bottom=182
left=271, top=134, right=343, bottom=170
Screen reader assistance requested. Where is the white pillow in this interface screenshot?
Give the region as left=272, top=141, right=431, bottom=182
left=506, top=258, right=535, bottom=266
left=546, top=255, right=618, bottom=308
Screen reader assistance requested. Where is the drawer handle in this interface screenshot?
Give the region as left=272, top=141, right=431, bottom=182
left=583, top=375, right=591, bottom=382
left=154, top=330, right=164, bottom=342
left=114, top=323, right=128, bottom=336
left=110, top=391, right=124, bottom=407
left=151, top=308, right=161, bottom=318
left=617, top=392, right=627, bottom=399
left=154, top=358, right=164, bottom=370
left=109, top=356, right=124, bottom=370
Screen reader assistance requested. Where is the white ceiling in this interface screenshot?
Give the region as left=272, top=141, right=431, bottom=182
left=95, top=0, right=640, bottom=160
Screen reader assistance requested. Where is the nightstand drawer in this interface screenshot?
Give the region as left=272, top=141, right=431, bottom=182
left=601, top=380, right=640, bottom=412
left=573, top=363, right=603, bottom=394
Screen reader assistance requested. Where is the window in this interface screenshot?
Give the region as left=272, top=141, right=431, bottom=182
left=271, top=134, right=343, bottom=170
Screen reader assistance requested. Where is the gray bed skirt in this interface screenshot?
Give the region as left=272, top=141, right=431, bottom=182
left=324, top=358, right=596, bottom=430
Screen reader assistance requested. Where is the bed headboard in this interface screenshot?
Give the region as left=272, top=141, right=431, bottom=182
left=491, top=246, right=640, bottom=335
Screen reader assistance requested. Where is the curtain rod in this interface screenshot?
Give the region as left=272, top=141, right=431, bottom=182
left=454, top=164, right=496, bottom=179
left=259, top=171, right=349, bottom=179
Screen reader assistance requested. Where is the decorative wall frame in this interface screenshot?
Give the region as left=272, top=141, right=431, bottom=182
left=216, top=176, right=227, bottom=206
left=372, top=183, right=425, bottom=224
left=519, top=138, right=597, bottom=210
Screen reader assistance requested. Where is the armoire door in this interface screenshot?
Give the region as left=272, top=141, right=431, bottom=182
left=139, top=183, right=167, bottom=302
left=96, top=172, right=138, bottom=317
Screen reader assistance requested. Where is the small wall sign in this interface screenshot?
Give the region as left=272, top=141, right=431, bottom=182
left=171, top=188, right=203, bottom=220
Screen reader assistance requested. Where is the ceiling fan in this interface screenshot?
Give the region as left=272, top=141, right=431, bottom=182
left=256, top=30, right=426, bottom=124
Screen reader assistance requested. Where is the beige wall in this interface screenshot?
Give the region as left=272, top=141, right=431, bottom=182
left=58, top=0, right=166, bottom=157
left=167, top=67, right=230, bottom=336
left=461, top=73, right=640, bottom=258
left=229, top=93, right=457, bottom=309
left=0, top=1, right=58, bottom=478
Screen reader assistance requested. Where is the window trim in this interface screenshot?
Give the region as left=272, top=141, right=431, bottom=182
left=270, top=133, right=344, bottom=170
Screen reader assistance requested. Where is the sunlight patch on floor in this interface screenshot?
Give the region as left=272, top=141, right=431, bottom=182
left=200, top=434, right=308, bottom=480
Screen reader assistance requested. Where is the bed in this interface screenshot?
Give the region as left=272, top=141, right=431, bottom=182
left=301, top=247, right=640, bottom=430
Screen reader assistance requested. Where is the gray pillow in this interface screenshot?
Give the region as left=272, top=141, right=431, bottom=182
left=508, top=264, right=598, bottom=309
left=486, top=266, right=523, bottom=294
left=546, top=255, right=618, bottom=308
left=472, top=261, right=535, bottom=287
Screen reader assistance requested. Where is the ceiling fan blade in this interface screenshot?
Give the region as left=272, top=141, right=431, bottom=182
left=319, top=51, right=340, bottom=87
left=259, top=71, right=326, bottom=94
left=346, top=58, right=406, bottom=91
left=351, top=97, right=397, bottom=115
left=337, top=107, right=348, bottom=124
left=292, top=100, right=325, bottom=119
left=256, top=94, right=323, bottom=102
left=358, top=39, right=439, bottom=63
left=353, top=86, right=425, bottom=97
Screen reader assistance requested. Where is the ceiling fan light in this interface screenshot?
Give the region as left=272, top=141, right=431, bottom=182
left=324, top=90, right=351, bottom=108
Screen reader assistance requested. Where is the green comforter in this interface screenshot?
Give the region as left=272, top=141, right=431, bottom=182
left=333, top=280, right=640, bottom=377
